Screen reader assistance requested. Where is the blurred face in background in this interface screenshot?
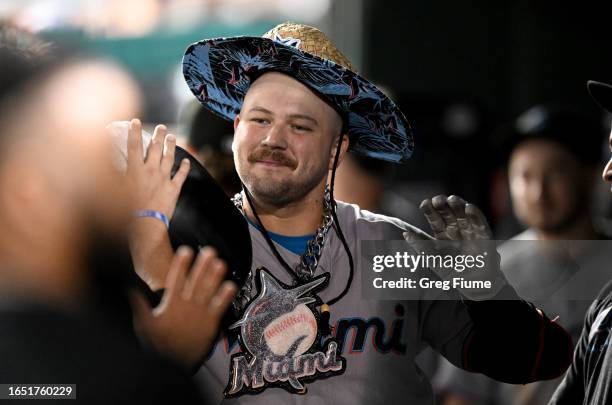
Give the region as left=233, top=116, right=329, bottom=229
left=0, top=60, right=140, bottom=301
left=232, top=72, right=344, bottom=206
left=508, top=139, right=592, bottom=233
left=195, top=147, right=241, bottom=196
left=333, top=154, right=387, bottom=212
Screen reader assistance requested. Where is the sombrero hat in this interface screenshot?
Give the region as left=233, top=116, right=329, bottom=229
left=182, top=22, right=414, bottom=163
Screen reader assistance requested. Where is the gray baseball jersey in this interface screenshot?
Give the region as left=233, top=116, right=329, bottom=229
left=195, top=201, right=474, bottom=404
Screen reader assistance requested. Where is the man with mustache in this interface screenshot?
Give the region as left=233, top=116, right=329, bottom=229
left=129, top=23, right=573, bottom=404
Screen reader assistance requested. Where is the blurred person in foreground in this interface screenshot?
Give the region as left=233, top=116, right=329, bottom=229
left=547, top=81, right=612, bottom=404
left=178, top=99, right=241, bottom=196
left=129, top=22, right=573, bottom=404
left=436, top=106, right=611, bottom=404
left=0, top=47, right=235, bottom=403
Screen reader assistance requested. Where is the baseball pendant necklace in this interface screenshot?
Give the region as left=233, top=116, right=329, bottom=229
left=231, top=139, right=355, bottom=337
left=224, top=142, right=353, bottom=397
left=231, top=186, right=335, bottom=335
left=226, top=186, right=348, bottom=397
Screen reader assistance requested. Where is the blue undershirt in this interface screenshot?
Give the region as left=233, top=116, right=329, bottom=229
left=245, top=217, right=313, bottom=255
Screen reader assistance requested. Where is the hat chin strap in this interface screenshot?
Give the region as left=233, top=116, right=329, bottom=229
left=326, top=136, right=355, bottom=307
left=241, top=137, right=354, bottom=335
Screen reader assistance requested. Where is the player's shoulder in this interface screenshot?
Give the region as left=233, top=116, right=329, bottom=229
left=584, top=279, right=612, bottom=338
left=335, top=200, right=426, bottom=239
left=583, top=279, right=612, bottom=326
left=595, top=280, right=612, bottom=305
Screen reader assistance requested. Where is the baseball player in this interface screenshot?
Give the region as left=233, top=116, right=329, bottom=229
left=549, top=80, right=612, bottom=404
left=127, top=23, right=573, bottom=404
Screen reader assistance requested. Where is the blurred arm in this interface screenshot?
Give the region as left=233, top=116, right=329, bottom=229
left=462, top=285, right=574, bottom=384
left=129, top=219, right=174, bottom=291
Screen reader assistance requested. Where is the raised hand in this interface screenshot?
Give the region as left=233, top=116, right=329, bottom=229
left=125, top=118, right=190, bottom=220
left=107, top=119, right=189, bottom=290
left=131, top=246, right=237, bottom=370
left=418, top=195, right=492, bottom=241
left=403, top=195, right=507, bottom=300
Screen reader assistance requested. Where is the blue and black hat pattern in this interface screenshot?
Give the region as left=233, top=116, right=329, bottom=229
left=183, top=35, right=414, bottom=163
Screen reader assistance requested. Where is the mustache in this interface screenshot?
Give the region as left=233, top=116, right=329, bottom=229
left=248, top=148, right=297, bottom=169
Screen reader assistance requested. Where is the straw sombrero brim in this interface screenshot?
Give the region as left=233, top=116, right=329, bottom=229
left=182, top=36, right=414, bottom=163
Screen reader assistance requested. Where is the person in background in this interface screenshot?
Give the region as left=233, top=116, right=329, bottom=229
left=333, top=154, right=390, bottom=212
left=0, top=47, right=235, bottom=404
left=333, top=153, right=428, bottom=229
left=178, top=99, right=241, bottom=196
left=436, top=105, right=610, bottom=405
left=505, top=106, right=604, bottom=241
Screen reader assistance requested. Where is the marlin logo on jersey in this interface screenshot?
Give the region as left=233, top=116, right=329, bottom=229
left=224, top=268, right=345, bottom=397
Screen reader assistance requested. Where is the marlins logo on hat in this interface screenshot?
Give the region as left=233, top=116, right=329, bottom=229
left=182, top=22, right=414, bottom=163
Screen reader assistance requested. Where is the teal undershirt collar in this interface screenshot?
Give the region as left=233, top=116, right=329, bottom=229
left=245, top=217, right=313, bottom=255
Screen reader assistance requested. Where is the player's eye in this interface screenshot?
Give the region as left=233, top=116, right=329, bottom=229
left=291, top=124, right=312, bottom=132
left=251, top=117, right=270, bottom=125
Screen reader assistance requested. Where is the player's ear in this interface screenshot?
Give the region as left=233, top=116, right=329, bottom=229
left=328, top=134, right=349, bottom=170
left=231, top=115, right=241, bottom=155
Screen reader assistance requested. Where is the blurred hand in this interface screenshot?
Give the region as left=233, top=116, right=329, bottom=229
left=125, top=118, right=190, bottom=219
left=131, top=246, right=237, bottom=370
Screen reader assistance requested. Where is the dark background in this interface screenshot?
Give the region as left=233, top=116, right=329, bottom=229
left=366, top=0, right=612, bottom=120
left=362, top=0, right=612, bottom=234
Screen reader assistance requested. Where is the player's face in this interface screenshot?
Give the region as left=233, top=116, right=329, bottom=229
left=233, top=72, right=343, bottom=206
left=508, top=139, right=588, bottom=232
left=602, top=125, right=612, bottom=190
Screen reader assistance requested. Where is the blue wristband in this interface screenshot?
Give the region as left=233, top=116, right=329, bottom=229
left=133, top=210, right=170, bottom=228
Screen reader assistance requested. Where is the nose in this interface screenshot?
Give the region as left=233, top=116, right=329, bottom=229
left=527, top=178, right=545, bottom=202
left=602, top=158, right=612, bottom=183
left=261, top=124, right=287, bottom=149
